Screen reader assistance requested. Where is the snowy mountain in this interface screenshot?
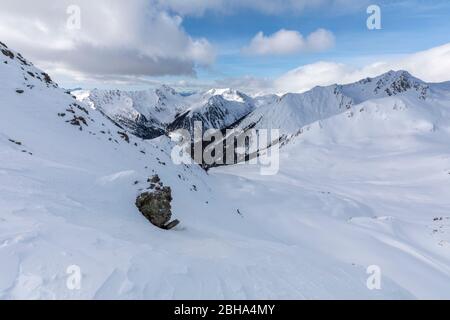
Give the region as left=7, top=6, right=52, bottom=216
left=238, top=85, right=353, bottom=135
left=282, top=89, right=450, bottom=148
left=253, top=93, right=280, bottom=108
left=0, top=41, right=233, bottom=298
left=2, top=41, right=450, bottom=299
left=75, top=87, right=256, bottom=139
left=339, top=70, right=430, bottom=103
left=237, top=70, right=437, bottom=136
left=76, top=71, right=433, bottom=142
left=73, top=85, right=188, bottom=139
left=213, top=88, right=450, bottom=298
left=167, top=88, right=255, bottom=133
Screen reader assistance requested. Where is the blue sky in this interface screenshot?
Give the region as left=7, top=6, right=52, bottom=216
left=182, top=0, right=450, bottom=82
left=2, top=0, right=449, bottom=93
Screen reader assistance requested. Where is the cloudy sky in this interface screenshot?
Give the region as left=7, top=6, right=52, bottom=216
left=1, top=0, right=450, bottom=94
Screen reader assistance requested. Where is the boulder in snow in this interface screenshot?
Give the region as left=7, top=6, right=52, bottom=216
left=135, top=180, right=180, bottom=230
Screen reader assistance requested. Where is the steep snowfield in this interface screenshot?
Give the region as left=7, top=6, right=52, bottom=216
left=1, top=41, right=450, bottom=299
left=238, top=85, right=353, bottom=134
left=213, top=93, right=450, bottom=299
left=0, top=42, right=237, bottom=299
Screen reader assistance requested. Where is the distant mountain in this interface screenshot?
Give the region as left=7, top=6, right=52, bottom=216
left=3, top=40, right=450, bottom=299
left=236, top=70, right=438, bottom=137
left=73, top=85, right=188, bottom=139
left=167, top=88, right=255, bottom=134
left=74, top=70, right=437, bottom=143
left=339, top=70, right=429, bottom=103
left=75, top=87, right=256, bottom=139
left=72, top=68, right=450, bottom=169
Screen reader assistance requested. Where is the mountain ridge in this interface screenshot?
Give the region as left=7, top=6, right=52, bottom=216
left=2, top=40, right=450, bottom=300
left=73, top=69, right=448, bottom=141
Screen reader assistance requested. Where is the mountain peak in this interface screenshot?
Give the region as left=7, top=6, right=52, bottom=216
left=381, top=70, right=418, bottom=81
left=203, top=88, right=251, bottom=104
left=156, top=84, right=178, bottom=96
left=372, top=69, right=427, bottom=97
left=337, top=69, right=429, bottom=103
left=206, top=88, right=234, bottom=95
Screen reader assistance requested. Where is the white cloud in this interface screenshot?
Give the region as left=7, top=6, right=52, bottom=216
left=305, top=29, right=336, bottom=52
left=0, top=0, right=366, bottom=87
left=242, top=29, right=335, bottom=56
left=274, top=43, right=450, bottom=93
left=215, top=76, right=274, bottom=96
left=0, top=0, right=215, bottom=79
left=227, top=43, right=450, bottom=95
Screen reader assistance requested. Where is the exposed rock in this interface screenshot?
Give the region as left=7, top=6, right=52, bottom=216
left=164, top=219, right=180, bottom=230
left=1, top=48, right=14, bottom=59
left=67, top=115, right=87, bottom=127
left=41, top=72, right=53, bottom=85
left=135, top=184, right=180, bottom=230
left=74, top=103, right=89, bottom=115
left=8, top=139, right=22, bottom=145
left=148, top=174, right=161, bottom=184
left=117, top=131, right=130, bottom=143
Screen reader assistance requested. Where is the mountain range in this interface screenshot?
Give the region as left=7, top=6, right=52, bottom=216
left=2, top=41, right=450, bottom=299
left=74, top=69, right=447, bottom=140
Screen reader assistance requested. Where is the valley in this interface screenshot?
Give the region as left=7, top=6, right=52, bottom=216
left=1, top=40, right=450, bottom=299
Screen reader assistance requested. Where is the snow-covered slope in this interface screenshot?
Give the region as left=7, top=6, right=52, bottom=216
left=284, top=94, right=450, bottom=146
left=238, top=85, right=353, bottom=135
left=212, top=83, right=450, bottom=299
left=2, top=40, right=450, bottom=299
left=237, top=70, right=437, bottom=136
left=76, top=87, right=256, bottom=139
left=339, top=70, right=430, bottom=103
left=0, top=41, right=232, bottom=298
left=167, top=88, right=255, bottom=133
left=73, top=85, right=188, bottom=139
left=213, top=104, right=450, bottom=298
left=253, top=94, right=279, bottom=108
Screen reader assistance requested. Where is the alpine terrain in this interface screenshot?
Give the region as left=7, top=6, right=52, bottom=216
left=1, top=40, right=450, bottom=299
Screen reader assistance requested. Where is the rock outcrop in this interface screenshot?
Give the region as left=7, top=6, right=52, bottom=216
left=135, top=175, right=180, bottom=230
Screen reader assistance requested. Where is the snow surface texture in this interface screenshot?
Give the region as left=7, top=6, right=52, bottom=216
left=1, top=41, right=450, bottom=299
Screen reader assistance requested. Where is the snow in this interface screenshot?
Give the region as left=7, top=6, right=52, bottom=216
left=75, top=87, right=256, bottom=135
left=164, top=88, right=256, bottom=134
left=1, top=41, right=450, bottom=299
left=212, top=96, right=450, bottom=298
left=238, top=70, right=435, bottom=136
left=73, top=85, right=188, bottom=129
left=238, top=85, right=352, bottom=134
